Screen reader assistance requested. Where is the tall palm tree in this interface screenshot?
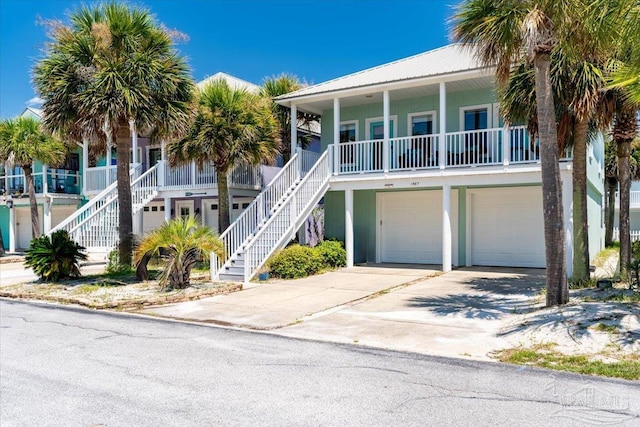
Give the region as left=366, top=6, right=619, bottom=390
left=260, top=74, right=320, bottom=163
left=134, top=216, right=225, bottom=290
left=0, top=117, right=66, bottom=239
left=168, top=78, right=278, bottom=233
left=33, top=2, right=194, bottom=266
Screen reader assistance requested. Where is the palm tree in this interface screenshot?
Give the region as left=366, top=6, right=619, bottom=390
left=134, top=216, right=225, bottom=290
left=168, top=78, right=278, bottom=233
left=33, top=2, right=194, bottom=267
left=260, top=74, right=320, bottom=163
left=0, top=117, right=66, bottom=239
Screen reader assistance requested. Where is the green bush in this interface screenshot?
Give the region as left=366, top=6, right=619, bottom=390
left=24, top=230, right=88, bottom=282
left=315, top=240, right=346, bottom=268
left=632, top=240, right=640, bottom=260
left=268, top=244, right=323, bottom=279
left=106, top=248, right=134, bottom=276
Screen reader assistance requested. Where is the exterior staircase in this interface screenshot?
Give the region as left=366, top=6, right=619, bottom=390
left=49, top=163, right=159, bottom=253
left=213, top=149, right=331, bottom=283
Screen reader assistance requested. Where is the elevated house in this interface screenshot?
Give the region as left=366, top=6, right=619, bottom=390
left=0, top=73, right=320, bottom=255
left=211, top=44, right=605, bottom=282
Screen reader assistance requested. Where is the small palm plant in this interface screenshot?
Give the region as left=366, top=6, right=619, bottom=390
left=134, top=217, right=225, bottom=291
left=24, top=230, right=88, bottom=282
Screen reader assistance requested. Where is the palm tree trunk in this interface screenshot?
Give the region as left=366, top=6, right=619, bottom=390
left=533, top=53, right=568, bottom=306
left=615, top=108, right=637, bottom=274
left=572, top=117, right=590, bottom=281
left=117, top=136, right=134, bottom=266
left=23, top=164, right=41, bottom=239
left=604, top=177, right=617, bottom=247
left=218, top=170, right=231, bottom=233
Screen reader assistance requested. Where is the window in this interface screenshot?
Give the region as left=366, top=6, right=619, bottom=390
left=232, top=203, right=239, bottom=210
left=151, top=206, right=158, bottom=212
left=464, top=108, right=488, bottom=131
left=148, top=147, right=162, bottom=165
left=63, top=153, right=80, bottom=171
left=143, top=207, right=150, bottom=212
left=180, top=207, right=190, bottom=219
left=242, top=203, right=250, bottom=209
left=210, top=204, right=218, bottom=210
left=339, top=122, right=357, bottom=143
left=411, top=115, right=434, bottom=136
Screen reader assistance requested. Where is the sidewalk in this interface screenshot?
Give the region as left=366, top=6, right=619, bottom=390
left=142, top=265, right=439, bottom=329
left=0, top=259, right=107, bottom=287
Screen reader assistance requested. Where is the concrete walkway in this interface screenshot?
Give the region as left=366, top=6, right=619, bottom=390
left=142, top=265, right=439, bottom=329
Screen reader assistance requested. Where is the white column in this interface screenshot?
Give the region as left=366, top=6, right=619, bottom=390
left=105, top=141, right=112, bottom=185
left=502, top=125, right=510, bottom=166
left=442, top=184, right=452, bottom=272
left=291, top=103, right=298, bottom=160
left=42, top=164, right=48, bottom=195
left=383, top=90, right=390, bottom=172
left=439, top=82, right=447, bottom=169
left=345, top=189, right=354, bottom=268
left=82, top=137, right=88, bottom=194
left=129, top=119, right=138, bottom=165
left=333, top=98, right=340, bottom=175
left=43, top=197, right=52, bottom=234
left=164, top=197, right=171, bottom=222
left=8, top=203, right=15, bottom=253
left=562, top=176, right=573, bottom=278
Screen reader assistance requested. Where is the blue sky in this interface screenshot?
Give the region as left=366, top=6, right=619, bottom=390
left=0, top=0, right=455, bottom=119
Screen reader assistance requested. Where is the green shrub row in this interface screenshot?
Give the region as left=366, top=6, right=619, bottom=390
left=267, top=240, right=346, bottom=279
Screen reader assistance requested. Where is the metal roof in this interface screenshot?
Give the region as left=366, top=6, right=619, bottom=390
left=197, top=72, right=259, bottom=93
left=276, top=44, right=484, bottom=101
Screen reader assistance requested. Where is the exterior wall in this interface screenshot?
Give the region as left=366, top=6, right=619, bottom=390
left=0, top=207, right=8, bottom=250
left=320, top=86, right=498, bottom=148
left=588, top=183, right=603, bottom=256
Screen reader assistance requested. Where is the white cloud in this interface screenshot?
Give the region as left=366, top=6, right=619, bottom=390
left=26, top=96, right=44, bottom=106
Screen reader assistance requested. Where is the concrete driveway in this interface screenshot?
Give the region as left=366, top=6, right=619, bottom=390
left=277, top=267, right=546, bottom=360
left=143, top=265, right=546, bottom=360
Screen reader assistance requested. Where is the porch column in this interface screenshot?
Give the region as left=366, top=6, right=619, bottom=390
left=82, top=137, right=88, bottom=194
left=129, top=119, right=138, bottom=165
left=333, top=98, right=340, bottom=175
left=439, top=82, right=447, bottom=169
left=8, top=201, right=15, bottom=253
left=105, top=141, right=112, bottom=185
left=291, top=103, right=298, bottom=160
left=42, top=164, right=48, bottom=195
left=164, top=197, right=171, bottom=222
left=562, top=176, right=573, bottom=278
left=383, top=90, right=390, bottom=172
left=345, top=189, right=354, bottom=268
left=442, top=184, right=452, bottom=272
left=502, top=125, right=510, bottom=166
left=43, top=197, right=51, bottom=234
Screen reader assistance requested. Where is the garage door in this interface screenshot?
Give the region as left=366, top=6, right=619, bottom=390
left=143, top=202, right=166, bottom=234
left=378, top=191, right=442, bottom=264
left=16, top=206, right=43, bottom=249
left=52, top=205, right=78, bottom=229
left=203, top=199, right=219, bottom=232
left=470, top=187, right=545, bottom=268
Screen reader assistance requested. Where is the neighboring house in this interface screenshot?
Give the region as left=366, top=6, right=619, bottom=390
left=0, top=73, right=321, bottom=257
left=0, top=107, right=83, bottom=251
left=614, top=181, right=640, bottom=241
left=262, top=44, right=604, bottom=280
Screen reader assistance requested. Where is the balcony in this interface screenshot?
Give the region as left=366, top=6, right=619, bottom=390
left=1, top=168, right=81, bottom=196
left=329, top=126, right=569, bottom=175
left=615, top=191, right=640, bottom=209
left=84, top=161, right=264, bottom=194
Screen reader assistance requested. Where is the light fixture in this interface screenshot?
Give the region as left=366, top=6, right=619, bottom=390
left=5, top=194, right=13, bottom=209
left=365, top=94, right=373, bottom=98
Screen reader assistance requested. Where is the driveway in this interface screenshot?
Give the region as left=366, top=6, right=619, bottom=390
left=143, top=266, right=546, bottom=360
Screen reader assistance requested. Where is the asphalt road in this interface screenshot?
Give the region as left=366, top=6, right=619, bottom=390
left=1, top=300, right=638, bottom=427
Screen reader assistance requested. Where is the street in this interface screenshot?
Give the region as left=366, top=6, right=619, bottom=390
left=1, top=299, right=638, bottom=426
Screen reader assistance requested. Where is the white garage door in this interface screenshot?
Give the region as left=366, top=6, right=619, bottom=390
left=470, top=187, right=545, bottom=268
left=143, top=202, right=166, bottom=234
left=52, top=205, right=78, bottom=228
left=203, top=199, right=219, bottom=232
left=16, top=206, right=43, bottom=249
left=379, top=191, right=442, bottom=264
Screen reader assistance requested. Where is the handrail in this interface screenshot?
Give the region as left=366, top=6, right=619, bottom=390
left=243, top=151, right=330, bottom=282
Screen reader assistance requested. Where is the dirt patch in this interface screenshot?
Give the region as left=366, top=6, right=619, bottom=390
left=0, top=273, right=242, bottom=310
left=0, top=255, right=25, bottom=264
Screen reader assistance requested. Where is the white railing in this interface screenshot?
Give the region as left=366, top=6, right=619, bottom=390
left=85, top=165, right=117, bottom=192
left=615, top=191, right=640, bottom=208
left=613, top=227, right=640, bottom=242
left=243, top=151, right=331, bottom=282
left=389, top=135, right=439, bottom=170
left=509, top=126, right=539, bottom=163
left=212, top=151, right=304, bottom=277
left=160, top=160, right=261, bottom=190
left=300, top=149, right=322, bottom=173
left=49, top=164, right=154, bottom=249
left=445, top=128, right=502, bottom=167
left=332, top=139, right=384, bottom=174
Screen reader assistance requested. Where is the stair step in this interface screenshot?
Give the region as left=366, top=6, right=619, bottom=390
left=218, top=273, right=243, bottom=281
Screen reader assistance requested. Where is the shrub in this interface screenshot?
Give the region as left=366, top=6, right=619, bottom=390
left=315, top=240, right=346, bottom=268
left=268, top=244, right=323, bottom=279
left=24, top=230, right=88, bottom=282
left=632, top=240, right=640, bottom=260
left=106, top=248, right=134, bottom=276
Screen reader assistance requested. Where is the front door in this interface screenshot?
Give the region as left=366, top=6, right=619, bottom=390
left=369, top=120, right=394, bottom=170
left=175, top=200, right=194, bottom=220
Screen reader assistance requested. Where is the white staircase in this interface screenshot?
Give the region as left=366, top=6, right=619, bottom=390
left=49, top=163, right=159, bottom=252
left=213, top=149, right=331, bottom=283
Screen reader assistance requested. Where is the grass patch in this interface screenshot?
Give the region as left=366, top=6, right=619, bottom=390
left=581, top=292, right=640, bottom=303
left=592, top=247, right=619, bottom=268
left=569, top=278, right=597, bottom=290
left=497, top=344, right=640, bottom=380
left=594, top=323, right=620, bottom=334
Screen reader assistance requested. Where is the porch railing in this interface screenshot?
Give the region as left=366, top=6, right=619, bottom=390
left=329, top=125, right=561, bottom=175
left=1, top=170, right=81, bottom=195
left=615, top=191, right=640, bottom=208
left=85, top=165, right=117, bottom=192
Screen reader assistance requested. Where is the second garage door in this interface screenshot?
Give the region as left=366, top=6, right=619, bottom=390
left=470, top=187, right=545, bottom=268
left=378, top=191, right=442, bottom=264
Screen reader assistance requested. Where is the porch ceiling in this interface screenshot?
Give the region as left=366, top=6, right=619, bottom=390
left=295, top=75, right=495, bottom=115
